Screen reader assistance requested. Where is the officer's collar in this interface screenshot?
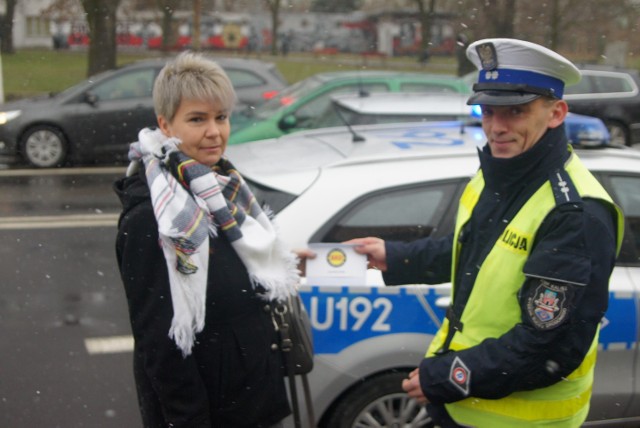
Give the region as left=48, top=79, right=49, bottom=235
left=478, top=124, right=570, bottom=193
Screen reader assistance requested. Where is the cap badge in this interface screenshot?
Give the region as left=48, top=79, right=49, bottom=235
left=476, top=42, right=498, bottom=70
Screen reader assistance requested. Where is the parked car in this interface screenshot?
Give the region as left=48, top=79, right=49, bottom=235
left=229, top=70, right=471, bottom=144
left=321, top=91, right=610, bottom=147
left=225, top=122, right=640, bottom=427
left=556, top=66, right=640, bottom=147
left=0, top=57, right=286, bottom=168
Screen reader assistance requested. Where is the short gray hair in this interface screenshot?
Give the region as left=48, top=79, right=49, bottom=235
left=153, top=51, right=236, bottom=122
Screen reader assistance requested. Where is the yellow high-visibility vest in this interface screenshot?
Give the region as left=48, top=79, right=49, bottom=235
left=427, top=151, right=624, bottom=428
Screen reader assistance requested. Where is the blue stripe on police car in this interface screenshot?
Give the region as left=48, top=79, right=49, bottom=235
left=300, top=287, right=638, bottom=355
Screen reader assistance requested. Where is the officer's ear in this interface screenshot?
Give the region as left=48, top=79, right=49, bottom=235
left=547, top=99, right=568, bottom=129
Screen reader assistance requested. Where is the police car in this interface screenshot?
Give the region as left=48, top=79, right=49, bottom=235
left=225, top=122, right=640, bottom=427
left=319, top=91, right=611, bottom=147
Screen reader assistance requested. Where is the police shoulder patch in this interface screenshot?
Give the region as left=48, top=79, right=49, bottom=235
left=525, top=279, right=573, bottom=330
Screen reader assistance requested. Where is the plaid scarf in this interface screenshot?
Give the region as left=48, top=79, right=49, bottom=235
left=127, top=128, right=299, bottom=356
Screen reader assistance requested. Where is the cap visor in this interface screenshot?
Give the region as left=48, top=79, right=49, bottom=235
left=466, top=91, right=541, bottom=106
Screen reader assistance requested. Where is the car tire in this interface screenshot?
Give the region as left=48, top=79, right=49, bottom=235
left=20, top=125, right=68, bottom=168
left=322, top=371, right=433, bottom=428
left=604, top=120, right=629, bottom=147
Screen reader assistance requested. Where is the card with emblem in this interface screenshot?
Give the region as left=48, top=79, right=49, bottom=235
left=305, top=243, right=367, bottom=286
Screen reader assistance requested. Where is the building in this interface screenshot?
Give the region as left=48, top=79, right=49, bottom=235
left=1, top=0, right=57, bottom=49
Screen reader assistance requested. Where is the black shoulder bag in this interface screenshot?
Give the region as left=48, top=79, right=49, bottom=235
left=271, top=293, right=316, bottom=428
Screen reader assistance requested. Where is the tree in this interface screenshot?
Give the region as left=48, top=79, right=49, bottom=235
left=0, top=0, right=17, bottom=54
left=311, top=0, right=362, bottom=13
left=449, top=0, right=517, bottom=40
left=156, top=0, right=182, bottom=51
left=413, top=0, right=437, bottom=59
left=42, top=0, right=84, bottom=17
left=264, top=0, right=281, bottom=56
left=509, top=0, right=636, bottom=60
left=192, top=0, right=202, bottom=50
left=80, top=0, right=122, bottom=76
left=478, top=0, right=517, bottom=38
left=544, top=0, right=634, bottom=54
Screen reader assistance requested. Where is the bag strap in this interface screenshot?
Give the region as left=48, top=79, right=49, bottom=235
left=287, top=368, right=316, bottom=428
left=278, top=308, right=316, bottom=428
left=301, top=374, right=315, bottom=427
left=287, top=361, right=302, bottom=428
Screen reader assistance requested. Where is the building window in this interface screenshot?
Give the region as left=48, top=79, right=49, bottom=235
left=26, top=16, right=50, bottom=37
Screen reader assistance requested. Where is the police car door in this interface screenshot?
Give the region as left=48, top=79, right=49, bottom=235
left=588, top=171, right=640, bottom=423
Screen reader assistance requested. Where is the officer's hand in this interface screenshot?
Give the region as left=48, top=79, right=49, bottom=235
left=402, top=368, right=429, bottom=404
left=343, top=237, right=388, bottom=272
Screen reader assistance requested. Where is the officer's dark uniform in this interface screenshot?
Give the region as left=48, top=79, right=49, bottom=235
left=383, top=124, right=618, bottom=425
left=381, top=38, right=621, bottom=427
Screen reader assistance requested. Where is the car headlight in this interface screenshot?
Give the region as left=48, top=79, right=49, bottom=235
left=0, top=110, right=21, bottom=125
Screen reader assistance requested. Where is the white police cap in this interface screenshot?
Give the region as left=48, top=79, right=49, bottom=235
left=466, top=38, right=581, bottom=106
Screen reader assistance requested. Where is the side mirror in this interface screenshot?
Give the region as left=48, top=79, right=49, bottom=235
left=84, top=91, right=98, bottom=106
left=279, top=114, right=298, bottom=131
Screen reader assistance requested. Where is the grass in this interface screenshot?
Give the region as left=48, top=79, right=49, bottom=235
left=267, top=51, right=457, bottom=82
left=0, top=48, right=459, bottom=101
left=1, top=49, right=158, bottom=100
left=1, top=49, right=157, bottom=100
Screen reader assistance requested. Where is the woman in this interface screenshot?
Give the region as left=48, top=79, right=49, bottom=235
left=114, top=51, right=297, bottom=428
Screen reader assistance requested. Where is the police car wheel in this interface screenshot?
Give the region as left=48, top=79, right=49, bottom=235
left=323, top=371, right=433, bottom=428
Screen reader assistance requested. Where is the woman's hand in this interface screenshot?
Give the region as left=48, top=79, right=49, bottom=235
left=292, top=248, right=316, bottom=276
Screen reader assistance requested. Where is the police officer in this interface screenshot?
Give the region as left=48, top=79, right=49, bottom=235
left=348, top=38, right=624, bottom=427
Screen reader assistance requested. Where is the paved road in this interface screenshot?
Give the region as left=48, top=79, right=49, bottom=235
left=0, top=166, right=142, bottom=428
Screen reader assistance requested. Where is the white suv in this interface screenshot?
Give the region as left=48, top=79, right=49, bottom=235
left=319, top=91, right=609, bottom=147
left=226, top=122, right=640, bottom=427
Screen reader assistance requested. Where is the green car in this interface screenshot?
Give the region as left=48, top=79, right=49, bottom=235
left=229, top=70, right=471, bottom=145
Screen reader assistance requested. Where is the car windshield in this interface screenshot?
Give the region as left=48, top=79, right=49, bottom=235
left=249, top=75, right=324, bottom=119
left=244, top=177, right=298, bottom=214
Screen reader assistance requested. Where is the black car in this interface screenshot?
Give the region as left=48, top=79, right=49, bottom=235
left=0, top=57, right=287, bottom=168
left=565, top=66, right=640, bottom=147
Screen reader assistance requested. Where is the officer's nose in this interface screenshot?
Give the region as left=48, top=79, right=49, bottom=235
left=489, top=112, right=510, bottom=134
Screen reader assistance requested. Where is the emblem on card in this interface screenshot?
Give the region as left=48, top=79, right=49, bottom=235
left=326, top=248, right=347, bottom=267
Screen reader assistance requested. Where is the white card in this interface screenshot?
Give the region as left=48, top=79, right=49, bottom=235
left=305, top=243, right=367, bottom=286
